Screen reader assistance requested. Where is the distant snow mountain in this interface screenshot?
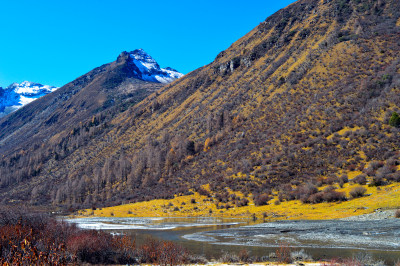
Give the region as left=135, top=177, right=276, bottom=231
left=0, top=81, right=58, bottom=117
left=0, top=49, right=181, bottom=118
left=128, top=49, right=184, bottom=84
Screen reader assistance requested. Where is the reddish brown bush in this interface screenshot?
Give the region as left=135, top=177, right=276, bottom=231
left=254, top=193, right=271, bottom=206
left=197, top=187, right=211, bottom=197
left=276, top=242, right=292, bottom=264
left=370, top=161, right=384, bottom=170
left=295, top=183, right=318, bottom=203
left=322, top=190, right=346, bottom=202
left=0, top=209, right=190, bottom=265
left=387, top=171, right=400, bottom=182
left=238, top=249, right=251, bottom=262
left=370, top=176, right=385, bottom=187
left=235, top=197, right=249, bottom=207
left=307, top=192, right=325, bottom=204
left=67, top=231, right=116, bottom=264
left=155, top=240, right=188, bottom=266
left=0, top=222, right=74, bottom=265
left=352, top=174, right=367, bottom=185
left=340, top=174, right=349, bottom=184
left=306, top=189, right=346, bottom=204
left=349, top=186, right=367, bottom=198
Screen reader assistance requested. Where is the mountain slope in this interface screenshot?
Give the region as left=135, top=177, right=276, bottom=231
left=0, top=50, right=182, bottom=203
left=0, top=81, right=57, bottom=117
left=0, top=49, right=182, bottom=154
left=1, top=0, right=400, bottom=208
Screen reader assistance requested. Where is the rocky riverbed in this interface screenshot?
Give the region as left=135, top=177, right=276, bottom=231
left=184, top=211, right=400, bottom=251
left=66, top=212, right=400, bottom=263
left=340, top=209, right=397, bottom=221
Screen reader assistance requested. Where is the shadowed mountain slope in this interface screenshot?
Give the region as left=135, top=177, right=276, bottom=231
left=0, top=50, right=182, bottom=204
left=0, top=50, right=183, bottom=154
left=1, top=0, right=400, bottom=208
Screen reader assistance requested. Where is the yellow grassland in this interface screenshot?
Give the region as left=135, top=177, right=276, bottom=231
left=77, top=181, right=400, bottom=220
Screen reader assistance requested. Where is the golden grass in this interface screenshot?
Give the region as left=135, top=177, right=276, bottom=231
left=326, top=126, right=361, bottom=140
left=77, top=182, right=400, bottom=221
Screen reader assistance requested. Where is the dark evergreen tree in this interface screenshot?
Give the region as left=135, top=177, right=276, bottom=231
left=389, top=112, right=400, bottom=127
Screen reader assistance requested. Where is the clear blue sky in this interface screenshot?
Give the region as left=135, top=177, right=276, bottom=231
left=0, top=0, right=296, bottom=88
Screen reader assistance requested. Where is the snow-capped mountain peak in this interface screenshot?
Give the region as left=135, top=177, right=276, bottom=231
left=0, top=81, right=58, bottom=117
left=130, top=49, right=160, bottom=69
left=8, top=81, right=57, bottom=96
left=128, top=49, right=184, bottom=84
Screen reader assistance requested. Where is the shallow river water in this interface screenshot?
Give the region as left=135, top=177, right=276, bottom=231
left=65, top=217, right=400, bottom=264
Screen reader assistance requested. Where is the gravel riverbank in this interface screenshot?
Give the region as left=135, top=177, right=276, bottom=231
left=184, top=212, right=400, bottom=251
left=340, top=209, right=397, bottom=221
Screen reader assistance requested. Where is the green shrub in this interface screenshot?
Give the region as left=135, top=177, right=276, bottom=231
left=389, top=112, right=400, bottom=127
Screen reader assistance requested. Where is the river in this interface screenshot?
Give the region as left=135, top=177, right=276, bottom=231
left=65, top=216, right=400, bottom=264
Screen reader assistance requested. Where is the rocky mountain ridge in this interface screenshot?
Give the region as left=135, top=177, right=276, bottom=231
left=127, top=49, right=183, bottom=83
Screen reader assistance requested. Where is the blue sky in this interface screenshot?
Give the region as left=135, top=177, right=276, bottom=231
left=0, top=0, right=296, bottom=87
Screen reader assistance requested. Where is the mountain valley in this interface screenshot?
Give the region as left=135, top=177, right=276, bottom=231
left=0, top=0, right=399, bottom=219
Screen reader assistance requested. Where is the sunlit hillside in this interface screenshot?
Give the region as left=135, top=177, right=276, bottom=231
left=0, top=0, right=399, bottom=215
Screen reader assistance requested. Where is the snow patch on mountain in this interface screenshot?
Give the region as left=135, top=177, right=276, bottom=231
left=0, top=81, right=58, bottom=117
left=129, top=49, right=184, bottom=84
left=0, top=50, right=181, bottom=118
left=10, top=81, right=56, bottom=95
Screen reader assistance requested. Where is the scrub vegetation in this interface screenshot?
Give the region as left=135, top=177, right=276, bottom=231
left=0, top=208, right=191, bottom=265
left=78, top=180, right=400, bottom=220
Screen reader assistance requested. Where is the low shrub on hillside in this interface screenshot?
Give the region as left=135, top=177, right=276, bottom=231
left=387, top=172, right=400, bottom=182
left=235, top=197, right=249, bottom=207
left=339, top=174, right=349, bottom=187
left=349, top=186, right=367, bottom=198
left=352, top=174, right=367, bottom=185
left=306, top=190, right=346, bottom=204
left=370, top=176, right=385, bottom=187
left=253, top=193, right=271, bottom=206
